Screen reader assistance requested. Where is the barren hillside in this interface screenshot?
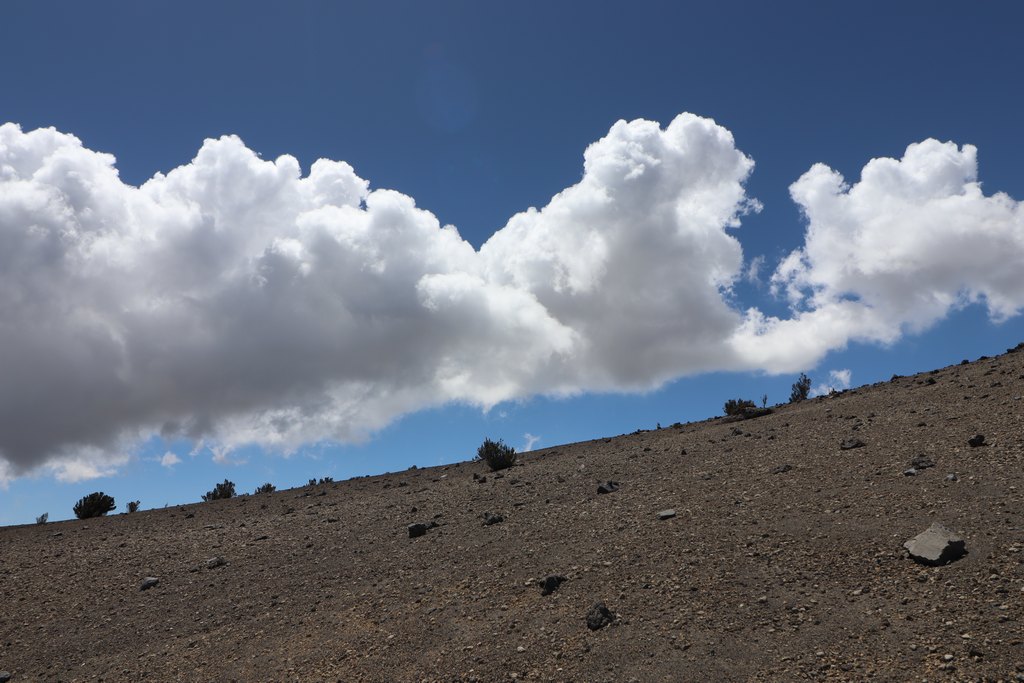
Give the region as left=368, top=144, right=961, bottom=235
left=2, top=349, right=1024, bottom=682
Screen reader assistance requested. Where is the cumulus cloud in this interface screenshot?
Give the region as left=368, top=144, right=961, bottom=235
left=739, top=139, right=1024, bottom=371
left=0, top=114, right=758, bottom=481
left=1, top=118, right=1021, bottom=483
left=810, top=369, right=852, bottom=398
left=159, top=452, right=181, bottom=468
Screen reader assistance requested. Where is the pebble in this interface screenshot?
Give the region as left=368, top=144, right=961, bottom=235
left=967, top=434, right=986, bottom=447
left=140, top=577, right=159, bottom=591
left=657, top=510, right=677, bottom=520
left=597, top=481, right=620, bottom=494
left=839, top=438, right=865, bottom=450
left=205, top=556, right=227, bottom=569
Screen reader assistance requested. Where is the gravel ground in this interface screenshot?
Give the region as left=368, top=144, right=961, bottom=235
left=2, top=349, right=1023, bottom=682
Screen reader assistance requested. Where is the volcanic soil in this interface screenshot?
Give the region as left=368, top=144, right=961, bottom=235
left=2, top=349, right=1024, bottom=682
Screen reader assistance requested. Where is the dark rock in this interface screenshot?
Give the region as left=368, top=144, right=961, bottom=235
left=840, top=438, right=866, bottom=450
left=205, top=556, right=227, bottom=570
left=482, top=512, right=504, bottom=526
left=967, top=434, right=986, bottom=447
left=945, top=473, right=959, bottom=482
left=0, top=671, right=10, bottom=682
left=909, top=455, right=935, bottom=470
left=770, top=464, right=792, bottom=474
left=904, top=522, right=967, bottom=566
left=657, top=509, right=677, bottom=520
left=903, top=468, right=918, bottom=476
left=596, top=481, right=620, bottom=495
left=586, top=602, right=615, bottom=630
left=140, top=577, right=160, bottom=591
left=539, top=574, right=567, bottom=595
left=408, top=523, right=430, bottom=538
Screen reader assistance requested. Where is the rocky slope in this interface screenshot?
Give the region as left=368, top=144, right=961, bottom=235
left=2, top=349, right=1024, bottom=682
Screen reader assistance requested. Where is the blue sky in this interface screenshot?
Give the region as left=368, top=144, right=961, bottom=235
left=1, top=1, right=1023, bottom=525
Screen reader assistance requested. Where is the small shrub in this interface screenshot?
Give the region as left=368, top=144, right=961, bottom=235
left=73, top=492, right=116, bottom=519
left=723, top=398, right=757, bottom=416
left=476, top=438, right=517, bottom=471
left=789, top=373, right=811, bottom=403
left=319, top=476, right=334, bottom=484
left=254, top=483, right=276, bottom=494
left=202, top=479, right=236, bottom=502
left=126, top=501, right=141, bottom=513
left=307, top=477, right=333, bottom=486
left=36, top=512, right=48, bottom=525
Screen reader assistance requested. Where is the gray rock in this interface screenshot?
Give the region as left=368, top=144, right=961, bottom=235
left=205, top=556, right=227, bottom=569
left=909, top=455, right=935, bottom=470
left=586, top=602, right=615, bottom=630
left=539, top=574, right=567, bottom=595
left=657, top=509, right=677, bottom=520
left=482, top=512, right=504, bottom=526
left=770, top=464, right=792, bottom=474
left=904, top=522, right=967, bottom=566
left=408, top=522, right=430, bottom=538
left=903, top=468, right=918, bottom=476
left=140, top=577, right=159, bottom=591
left=945, top=473, right=959, bottom=481
left=968, top=434, right=986, bottom=447
left=0, top=671, right=10, bottom=682
left=596, top=481, right=620, bottom=494
left=840, top=438, right=866, bottom=450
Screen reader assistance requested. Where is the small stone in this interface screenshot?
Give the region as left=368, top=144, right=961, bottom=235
left=840, top=438, right=865, bottom=450
left=205, top=556, right=227, bottom=569
left=140, top=577, right=159, bottom=591
left=770, top=464, right=792, bottom=474
left=482, top=512, right=504, bottom=526
left=903, top=468, right=918, bottom=476
left=0, top=672, right=9, bottom=683
left=945, top=473, right=959, bottom=482
left=539, top=574, right=567, bottom=596
left=909, top=455, right=935, bottom=470
left=657, top=509, right=677, bottom=520
left=967, top=434, right=986, bottom=447
left=408, top=523, right=430, bottom=538
left=586, top=602, right=614, bottom=630
left=596, top=481, right=620, bottom=494
left=904, top=522, right=967, bottom=566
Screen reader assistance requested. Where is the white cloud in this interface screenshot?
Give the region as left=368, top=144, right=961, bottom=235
left=745, top=139, right=1024, bottom=370
left=0, top=119, right=1021, bottom=483
left=522, top=433, right=540, bottom=452
left=810, top=369, right=852, bottom=397
left=0, top=115, right=758, bottom=479
left=159, top=452, right=181, bottom=468
left=745, top=255, right=766, bottom=284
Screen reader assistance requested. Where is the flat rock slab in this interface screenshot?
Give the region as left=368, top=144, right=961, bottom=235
left=140, top=577, right=159, bottom=591
left=904, top=522, right=967, bottom=566
left=657, top=510, right=677, bottom=520
left=596, top=481, right=620, bottom=494
left=840, top=438, right=866, bottom=450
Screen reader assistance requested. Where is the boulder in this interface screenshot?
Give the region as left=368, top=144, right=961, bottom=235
left=539, top=574, right=567, bottom=596
left=586, top=602, right=614, bottom=630
left=596, top=481, right=620, bottom=495
left=904, top=522, right=967, bottom=566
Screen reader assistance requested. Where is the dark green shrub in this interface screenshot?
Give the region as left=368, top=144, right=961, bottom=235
left=73, top=492, right=116, bottom=519
left=254, top=483, right=276, bottom=494
left=723, top=399, right=757, bottom=416
left=202, top=479, right=236, bottom=502
left=789, top=373, right=811, bottom=403
left=126, top=501, right=140, bottom=513
left=476, top=438, right=517, bottom=471
left=36, top=512, right=48, bottom=525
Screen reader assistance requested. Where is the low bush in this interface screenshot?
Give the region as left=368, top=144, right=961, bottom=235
left=36, top=512, right=48, bottom=525
left=477, top=438, right=517, bottom=471
left=73, top=492, right=116, bottom=519
left=723, top=398, right=757, bottom=416
left=202, top=479, right=236, bottom=502
left=254, top=483, right=276, bottom=494
left=127, top=501, right=141, bottom=513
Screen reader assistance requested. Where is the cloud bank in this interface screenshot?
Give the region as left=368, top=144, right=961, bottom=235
left=0, top=115, right=1021, bottom=481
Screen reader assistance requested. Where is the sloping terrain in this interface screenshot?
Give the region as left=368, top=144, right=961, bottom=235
left=2, top=349, right=1024, bottom=682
